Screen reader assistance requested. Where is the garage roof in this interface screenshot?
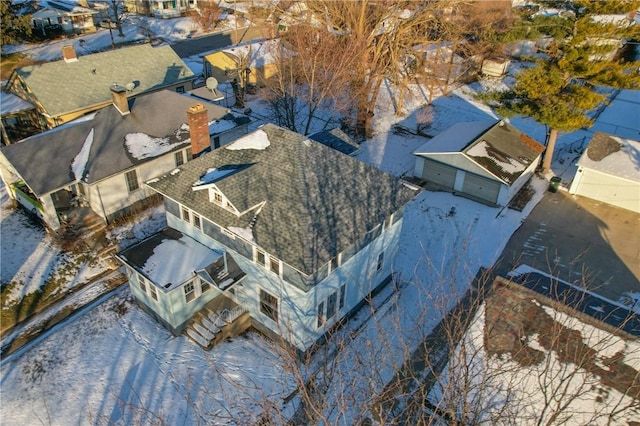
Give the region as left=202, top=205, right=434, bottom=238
left=576, top=132, right=640, bottom=181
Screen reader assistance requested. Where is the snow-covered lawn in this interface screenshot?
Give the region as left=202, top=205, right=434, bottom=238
left=0, top=186, right=106, bottom=305
left=2, top=13, right=636, bottom=423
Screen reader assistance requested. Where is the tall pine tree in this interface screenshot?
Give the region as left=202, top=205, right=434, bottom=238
left=1, top=0, right=32, bottom=46
left=481, top=0, right=640, bottom=174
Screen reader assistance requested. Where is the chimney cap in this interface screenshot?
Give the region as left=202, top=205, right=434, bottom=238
left=188, top=103, right=206, bottom=114
left=110, top=84, right=127, bottom=93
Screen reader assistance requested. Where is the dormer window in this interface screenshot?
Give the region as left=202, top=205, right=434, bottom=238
left=214, top=192, right=223, bottom=204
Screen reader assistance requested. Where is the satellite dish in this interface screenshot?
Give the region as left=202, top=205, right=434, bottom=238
left=125, top=82, right=135, bottom=91
left=206, top=77, right=218, bottom=91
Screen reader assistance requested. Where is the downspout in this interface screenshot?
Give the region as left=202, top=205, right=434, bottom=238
left=96, top=184, right=109, bottom=226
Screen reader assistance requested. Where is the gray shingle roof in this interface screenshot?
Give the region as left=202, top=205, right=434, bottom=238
left=13, top=44, right=195, bottom=117
left=1, top=90, right=241, bottom=195
left=148, top=124, right=418, bottom=275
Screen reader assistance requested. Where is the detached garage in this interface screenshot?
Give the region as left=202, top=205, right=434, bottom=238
left=413, top=120, right=544, bottom=206
left=569, top=132, right=640, bottom=213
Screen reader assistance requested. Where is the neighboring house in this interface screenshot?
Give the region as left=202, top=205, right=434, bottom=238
left=203, top=39, right=280, bottom=88
left=413, top=120, right=544, bottom=206
left=31, top=0, right=101, bottom=35
left=149, top=0, right=192, bottom=18
left=0, top=92, right=42, bottom=146
left=117, top=123, right=418, bottom=352
left=0, top=90, right=250, bottom=230
left=569, top=132, right=640, bottom=213
left=3, top=44, right=196, bottom=138
left=456, top=273, right=640, bottom=424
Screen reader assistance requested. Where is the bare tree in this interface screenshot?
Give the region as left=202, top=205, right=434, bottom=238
left=264, top=25, right=359, bottom=135
left=187, top=0, right=221, bottom=33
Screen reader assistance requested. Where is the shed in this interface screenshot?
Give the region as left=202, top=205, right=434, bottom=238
left=569, top=132, right=640, bottom=213
left=413, top=120, right=544, bottom=206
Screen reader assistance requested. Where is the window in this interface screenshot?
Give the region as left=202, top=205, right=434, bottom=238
left=317, top=288, right=343, bottom=329
left=317, top=301, right=325, bottom=328
left=376, top=251, right=384, bottom=272
left=186, top=147, right=193, bottom=161
left=149, top=285, right=158, bottom=302
left=181, top=207, right=190, bottom=223
left=329, top=255, right=341, bottom=273
left=259, top=289, right=278, bottom=323
left=184, top=282, right=195, bottom=303
left=200, top=280, right=210, bottom=294
left=270, top=257, right=281, bottom=275
left=138, top=274, right=147, bottom=293
left=221, top=227, right=236, bottom=239
left=214, top=192, right=223, bottom=204
left=193, top=213, right=202, bottom=230
left=176, top=86, right=185, bottom=93
left=125, top=169, right=139, bottom=192
left=384, top=214, right=393, bottom=230
left=255, top=249, right=266, bottom=267
left=326, top=293, right=337, bottom=319
left=175, top=151, right=184, bottom=166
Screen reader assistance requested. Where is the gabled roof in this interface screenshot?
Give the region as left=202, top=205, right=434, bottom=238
left=10, top=44, right=195, bottom=118
left=0, top=92, right=35, bottom=115
left=1, top=90, right=242, bottom=195
left=415, top=120, right=544, bottom=185
left=37, top=0, right=96, bottom=14
left=309, top=128, right=359, bottom=155
left=148, top=124, right=418, bottom=275
left=576, top=132, right=640, bottom=181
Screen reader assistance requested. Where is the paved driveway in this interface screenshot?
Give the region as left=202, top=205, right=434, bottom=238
left=495, top=190, right=640, bottom=304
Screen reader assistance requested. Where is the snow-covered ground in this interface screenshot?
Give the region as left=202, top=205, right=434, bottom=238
left=1, top=13, right=637, bottom=423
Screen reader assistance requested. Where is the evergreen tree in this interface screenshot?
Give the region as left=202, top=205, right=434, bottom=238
left=1, top=0, right=32, bottom=46
left=480, top=0, right=640, bottom=174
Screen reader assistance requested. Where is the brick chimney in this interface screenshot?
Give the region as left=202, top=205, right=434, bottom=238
left=187, top=103, right=210, bottom=157
left=110, top=85, right=130, bottom=115
left=62, top=45, right=78, bottom=63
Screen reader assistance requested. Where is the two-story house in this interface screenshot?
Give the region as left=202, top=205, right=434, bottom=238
left=0, top=89, right=250, bottom=230
left=117, top=123, right=418, bottom=353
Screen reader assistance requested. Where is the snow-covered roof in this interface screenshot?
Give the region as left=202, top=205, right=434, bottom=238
left=0, top=92, right=35, bottom=115
left=415, top=121, right=495, bottom=153
left=221, top=39, right=280, bottom=69
left=118, top=228, right=223, bottom=291
left=576, top=132, right=640, bottom=181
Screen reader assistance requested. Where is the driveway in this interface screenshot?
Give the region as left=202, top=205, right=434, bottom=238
left=495, top=190, right=640, bottom=304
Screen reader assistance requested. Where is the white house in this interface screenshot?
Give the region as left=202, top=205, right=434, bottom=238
left=0, top=90, right=250, bottom=230
left=569, top=132, right=640, bottom=213
left=117, top=124, right=418, bottom=353
left=413, top=120, right=544, bottom=206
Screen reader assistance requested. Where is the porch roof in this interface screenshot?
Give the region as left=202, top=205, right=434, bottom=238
left=118, top=227, right=224, bottom=291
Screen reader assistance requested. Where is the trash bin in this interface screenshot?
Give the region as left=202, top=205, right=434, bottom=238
left=548, top=176, right=561, bottom=193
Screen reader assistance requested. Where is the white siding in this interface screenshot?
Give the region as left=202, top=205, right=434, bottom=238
left=570, top=166, right=640, bottom=213
left=167, top=211, right=405, bottom=352
left=86, top=151, right=181, bottom=220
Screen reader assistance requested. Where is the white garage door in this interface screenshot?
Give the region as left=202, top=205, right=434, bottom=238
left=573, top=169, right=640, bottom=213
left=422, top=158, right=456, bottom=189
left=462, top=172, right=501, bottom=204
